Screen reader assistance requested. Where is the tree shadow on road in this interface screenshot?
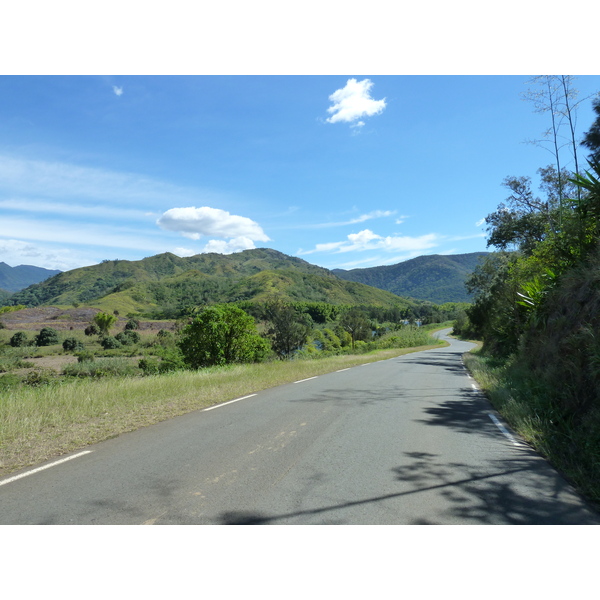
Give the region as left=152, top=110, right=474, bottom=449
left=217, top=449, right=600, bottom=525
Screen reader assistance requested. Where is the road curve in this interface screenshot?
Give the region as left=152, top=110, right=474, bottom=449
left=1, top=329, right=598, bottom=524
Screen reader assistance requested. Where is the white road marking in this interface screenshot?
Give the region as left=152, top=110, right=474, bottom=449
left=488, top=413, right=522, bottom=447
left=203, top=394, right=257, bottom=411
left=336, top=368, right=350, bottom=372
left=294, top=376, right=318, bottom=384
left=0, top=450, right=93, bottom=487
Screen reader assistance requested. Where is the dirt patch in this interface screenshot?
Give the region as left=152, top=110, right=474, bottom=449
left=1, top=307, right=177, bottom=332
left=12, top=355, right=79, bottom=375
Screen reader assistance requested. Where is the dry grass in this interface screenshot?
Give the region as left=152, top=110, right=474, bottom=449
left=0, top=341, right=446, bottom=477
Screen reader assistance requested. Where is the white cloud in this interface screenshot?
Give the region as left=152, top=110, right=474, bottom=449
left=0, top=154, right=225, bottom=207
left=199, top=237, right=257, bottom=254
left=0, top=238, right=89, bottom=271
left=326, top=78, right=386, bottom=127
left=113, top=86, right=123, bottom=96
left=475, top=218, right=486, bottom=227
left=173, top=247, right=197, bottom=257
left=299, top=229, right=439, bottom=256
left=305, top=209, right=396, bottom=229
left=157, top=206, right=270, bottom=245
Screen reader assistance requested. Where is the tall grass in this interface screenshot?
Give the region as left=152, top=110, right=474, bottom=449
left=0, top=337, right=445, bottom=477
left=464, top=350, right=600, bottom=508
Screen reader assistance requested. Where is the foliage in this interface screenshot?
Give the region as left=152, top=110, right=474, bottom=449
left=101, top=336, right=122, bottom=350
left=125, top=318, right=140, bottom=330
left=85, top=324, right=99, bottom=336
left=0, top=304, right=26, bottom=314
left=263, top=298, right=313, bottom=359
left=35, top=327, right=59, bottom=347
left=338, top=307, right=372, bottom=349
left=178, top=304, right=271, bottom=368
left=115, top=330, right=141, bottom=346
left=93, top=312, right=118, bottom=336
left=62, top=337, right=85, bottom=352
left=10, top=331, right=29, bottom=347
left=64, top=357, right=139, bottom=378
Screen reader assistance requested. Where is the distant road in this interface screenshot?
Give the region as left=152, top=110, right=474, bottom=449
left=1, top=329, right=598, bottom=524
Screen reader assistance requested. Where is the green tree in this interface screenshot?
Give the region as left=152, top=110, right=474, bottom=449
left=582, top=97, right=600, bottom=163
left=338, top=308, right=371, bottom=350
left=35, top=327, right=59, bottom=346
left=264, top=298, right=313, bottom=359
left=10, top=331, right=29, bottom=347
left=178, top=304, right=270, bottom=368
left=93, top=312, right=118, bottom=336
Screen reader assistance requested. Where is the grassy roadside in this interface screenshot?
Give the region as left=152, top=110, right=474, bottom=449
left=463, top=348, right=600, bottom=510
left=0, top=339, right=447, bottom=478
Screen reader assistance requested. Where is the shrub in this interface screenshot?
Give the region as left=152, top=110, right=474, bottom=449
left=63, top=337, right=85, bottom=352
left=76, top=351, right=95, bottom=363
left=10, top=331, right=29, bottom=347
left=115, top=330, right=140, bottom=345
left=64, top=357, right=138, bottom=378
left=35, top=327, right=59, bottom=346
left=100, top=336, right=122, bottom=350
left=125, top=318, right=140, bottom=330
left=85, top=324, right=99, bottom=336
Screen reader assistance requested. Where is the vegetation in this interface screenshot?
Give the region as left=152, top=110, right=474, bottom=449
left=456, top=80, right=600, bottom=506
left=333, top=252, right=488, bottom=303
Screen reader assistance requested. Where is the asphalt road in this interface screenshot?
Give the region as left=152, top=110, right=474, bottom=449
left=1, top=329, right=598, bottom=524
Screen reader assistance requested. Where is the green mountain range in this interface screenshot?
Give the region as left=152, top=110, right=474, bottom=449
left=8, top=248, right=416, bottom=316
left=0, top=262, right=61, bottom=293
left=332, top=252, right=489, bottom=304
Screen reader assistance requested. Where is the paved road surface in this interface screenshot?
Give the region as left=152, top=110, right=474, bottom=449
left=1, top=330, right=598, bottom=524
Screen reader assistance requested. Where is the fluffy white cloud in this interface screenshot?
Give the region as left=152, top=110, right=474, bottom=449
left=199, top=237, right=257, bottom=255
left=113, top=86, right=123, bottom=96
left=326, top=79, right=386, bottom=127
left=299, top=229, right=439, bottom=256
left=157, top=206, right=270, bottom=243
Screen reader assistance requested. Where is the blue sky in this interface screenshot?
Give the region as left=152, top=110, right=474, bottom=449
left=1, top=74, right=600, bottom=272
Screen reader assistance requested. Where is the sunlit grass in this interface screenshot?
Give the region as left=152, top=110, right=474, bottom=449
left=0, top=339, right=446, bottom=477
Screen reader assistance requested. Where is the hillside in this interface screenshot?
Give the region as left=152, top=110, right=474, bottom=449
left=0, top=262, right=61, bottom=293
left=332, top=252, right=489, bottom=303
left=8, top=248, right=414, bottom=316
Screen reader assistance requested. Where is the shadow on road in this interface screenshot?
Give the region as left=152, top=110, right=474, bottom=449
left=217, top=448, right=600, bottom=525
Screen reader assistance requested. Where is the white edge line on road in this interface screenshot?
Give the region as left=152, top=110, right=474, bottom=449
left=294, top=376, right=318, bottom=384
left=336, top=368, right=350, bottom=372
left=488, top=413, right=522, bottom=447
left=0, top=450, right=93, bottom=487
left=203, top=394, right=257, bottom=411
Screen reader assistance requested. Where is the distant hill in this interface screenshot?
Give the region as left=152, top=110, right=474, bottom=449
left=332, top=252, right=489, bottom=304
left=9, top=248, right=416, bottom=316
left=0, top=262, right=61, bottom=294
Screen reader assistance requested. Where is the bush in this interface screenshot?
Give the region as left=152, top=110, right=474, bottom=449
left=35, top=327, right=59, bottom=346
left=115, top=330, right=140, bottom=346
left=125, top=318, right=140, bottom=330
left=10, top=331, right=29, bottom=347
left=100, top=336, right=122, bottom=350
left=64, top=357, right=138, bottom=378
left=76, top=351, right=95, bottom=363
left=63, top=337, right=85, bottom=352
left=85, top=324, right=99, bottom=336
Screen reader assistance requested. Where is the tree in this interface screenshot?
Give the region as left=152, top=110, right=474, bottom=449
left=264, top=298, right=313, bottom=359
left=35, top=327, right=59, bottom=346
left=178, top=304, right=270, bottom=368
left=93, top=312, right=118, bottom=336
left=338, top=308, right=371, bottom=350
left=10, top=331, right=29, bottom=347
left=582, top=97, right=600, bottom=163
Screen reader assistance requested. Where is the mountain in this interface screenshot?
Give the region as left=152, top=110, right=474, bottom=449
left=9, top=248, right=415, bottom=316
left=332, top=252, right=489, bottom=304
left=0, top=262, right=61, bottom=294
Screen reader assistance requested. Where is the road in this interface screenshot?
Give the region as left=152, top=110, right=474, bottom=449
left=1, top=329, right=598, bottom=524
